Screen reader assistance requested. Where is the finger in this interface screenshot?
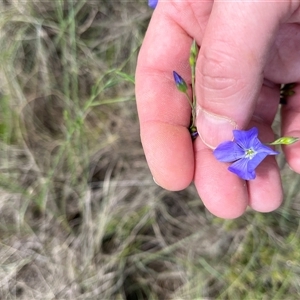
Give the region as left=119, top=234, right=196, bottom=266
left=247, top=83, right=283, bottom=211
left=194, top=83, right=282, bottom=217
left=135, top=5, right=196, bottom=190
left=194, top=137, right=248, bottom=219
left=246, top=122, right=283, bottom=213
left=247, top=83, right=283, bottom=212
left=281, top=83, right=300, bottom=173
left=136, top=1, right=215, bottom=190
left=247, top=156, right=283, bottom=212
left=196, top=1, right=297, bottom=148
left=264, top=23, right=300, bottom=84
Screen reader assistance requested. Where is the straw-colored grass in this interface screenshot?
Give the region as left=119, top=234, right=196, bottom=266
left=0, top=1, right=300, bottom=299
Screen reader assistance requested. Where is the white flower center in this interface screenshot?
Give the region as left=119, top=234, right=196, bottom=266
left=245, top=148, right=256, bottom=159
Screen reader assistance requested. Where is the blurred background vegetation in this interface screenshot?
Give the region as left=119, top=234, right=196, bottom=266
left=0, top=1, right=300, bottom=299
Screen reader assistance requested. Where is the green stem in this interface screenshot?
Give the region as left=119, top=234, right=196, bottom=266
left=190, top=40, right=198, bottom=129
left=184, top=92, right=193, bottom=113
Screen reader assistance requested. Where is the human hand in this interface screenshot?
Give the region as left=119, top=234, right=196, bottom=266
left=135, top=1, right=300, bottom=218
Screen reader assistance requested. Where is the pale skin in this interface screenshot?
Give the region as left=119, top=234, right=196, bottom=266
left=135, top=1, right=300, bottom=219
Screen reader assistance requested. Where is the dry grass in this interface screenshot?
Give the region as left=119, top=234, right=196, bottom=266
left=0, top=1, right=300, bottom=299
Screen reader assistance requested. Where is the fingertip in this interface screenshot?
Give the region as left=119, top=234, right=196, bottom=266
left=194, top=142, right=248, bottom=219
left=142, top=122, right=194, bottom=191
left=248, top=157, right=283, bottom=212
left=205, top=197, right=247, bottom=219
left=282, top=131, right=300, bottom=174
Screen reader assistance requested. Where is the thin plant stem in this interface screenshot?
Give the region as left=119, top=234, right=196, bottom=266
left=189, top=40, right=199, bottom=130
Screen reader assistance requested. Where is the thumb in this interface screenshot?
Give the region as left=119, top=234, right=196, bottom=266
left=196, top=1, right=295, bottom=148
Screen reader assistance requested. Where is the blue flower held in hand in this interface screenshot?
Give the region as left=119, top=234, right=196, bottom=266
left=213, top=127, right=279, bottom=180
left=148, top=0, right=158, bottom=9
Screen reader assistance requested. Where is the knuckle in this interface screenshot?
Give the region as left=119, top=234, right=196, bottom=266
left=197, top=46, right=248, bottom=98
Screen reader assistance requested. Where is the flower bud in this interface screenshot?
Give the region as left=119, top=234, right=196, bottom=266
left=269, top=137, right=299, bottom=145
left=189, top=40, right=198, bottom=67
left=173, top=71, right=188, bottom=93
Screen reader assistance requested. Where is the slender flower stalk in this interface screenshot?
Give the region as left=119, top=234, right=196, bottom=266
left=189, top=40, right=198, bottom=130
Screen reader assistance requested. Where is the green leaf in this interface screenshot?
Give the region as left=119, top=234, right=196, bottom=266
left=115, top=71, right=135, bottom=84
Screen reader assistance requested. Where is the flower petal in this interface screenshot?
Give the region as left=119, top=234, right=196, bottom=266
left=247, top=151, right=270, bottom=172
left=228, top=158, right=256, bottom=180
left=233, top=127, right=258, bottom=149
left=252, top=138, right=279, bottom=155
left=148, top=0, right=158, bottom=9
left=213, top=141, right=245, bottom=162
left=214, top=127, right=280, bottom=180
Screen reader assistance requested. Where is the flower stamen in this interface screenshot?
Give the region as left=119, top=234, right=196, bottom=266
left=245, top=148, right=256, bottom=159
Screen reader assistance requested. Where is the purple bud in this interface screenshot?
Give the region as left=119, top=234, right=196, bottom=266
left=173, top=71, right=187, bottom=93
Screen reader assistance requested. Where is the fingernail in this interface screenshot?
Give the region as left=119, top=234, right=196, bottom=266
left=196, top=106, right=237, bottom=148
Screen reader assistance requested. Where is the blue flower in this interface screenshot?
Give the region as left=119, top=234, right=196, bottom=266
left=213, top=127, right=279, bottom=180
left=148, top=0, right=158, bottom=9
